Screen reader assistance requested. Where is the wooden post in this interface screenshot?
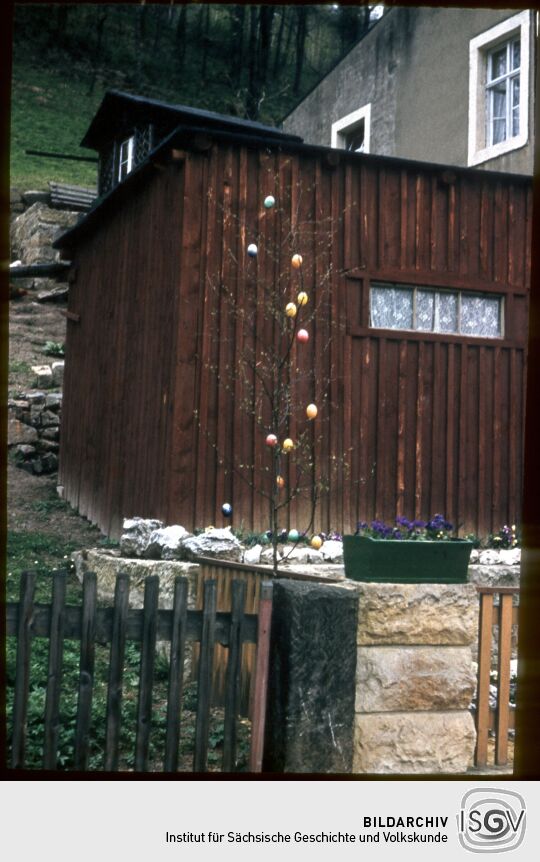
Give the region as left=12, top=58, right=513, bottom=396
left=222, top=580, right=247, bottom=771
left=104, top=573, right=130, bottom=771
left=193, top=579, right=217, bottom=772
left=164, top=577, right=189, bottom=772
left=11, top=571, right=37, bottom=769
left=249, top=581, right=273, bottom=773
left=475, top=591, right=494, bottom=767
left=135, top=576, right=160, bottom=771
left=43, top=571, right=67, bottom=769
left=495, top=593, right=513, bottom=766
left=74, top=571, right=98, bottom=770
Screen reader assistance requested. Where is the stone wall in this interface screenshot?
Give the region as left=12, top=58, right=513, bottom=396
left=7, top=388, right=63, bottom=474
left=353, top=583, right=477, bottom=774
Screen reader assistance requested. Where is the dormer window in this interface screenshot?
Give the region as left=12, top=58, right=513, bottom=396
left=118, top=136, right=134, bottom=181
left=331, top=104, right=371, bottom=153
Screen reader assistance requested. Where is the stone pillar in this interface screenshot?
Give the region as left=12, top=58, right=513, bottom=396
left=263, top=579, right=359, bottom=773
left=353, top=583, right=478, bottom=774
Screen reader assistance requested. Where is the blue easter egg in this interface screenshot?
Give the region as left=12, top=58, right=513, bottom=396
left=264, top=195, right=276, bottom=209
left=222, top=502, right=233, bottom=517
left=247, top=243, right=258, bottom=257
left=288, top=529, right=299, bottom=542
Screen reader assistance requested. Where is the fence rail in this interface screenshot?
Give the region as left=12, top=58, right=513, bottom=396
left=475, top=586, right=519, bottom=768
left=7, top=570, right=272, bottom=773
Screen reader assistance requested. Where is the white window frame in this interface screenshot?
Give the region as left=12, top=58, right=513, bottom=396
left=468, top=11, right=530, bottom=166
left=331, top=103, right=371, bottom=153
left=118, top=135, right=135, bottom=182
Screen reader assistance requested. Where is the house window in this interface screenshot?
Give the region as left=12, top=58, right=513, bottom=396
left=468, top=11, right=530, bottom=166
left=331, top=104, right=371, bottom=153
left=118, top=136, right=134, bottom=182
left=370, top=283, right=503, bottom=339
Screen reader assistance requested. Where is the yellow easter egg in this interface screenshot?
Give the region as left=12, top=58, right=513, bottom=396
left=285, top=302, right=297, bottom=318
left=310, top=535, right=323, bottom=550
left=282, top=438, right=294, bottom=452
left=297, top=291, right=308, bottom=306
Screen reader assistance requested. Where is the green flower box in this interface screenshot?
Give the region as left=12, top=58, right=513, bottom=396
left=342, top=535, right=473, bottom=583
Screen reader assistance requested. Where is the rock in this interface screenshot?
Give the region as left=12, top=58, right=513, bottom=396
left=29, top=405, right=44, bottom=426
left=25, top=391, right=46, bottom=404
left=145, top=525, right=191, bottom=560
left=31, top=458, right=44, bottom=475
left=281, top=546, right=323, bottom=564
left=37, top=286, right=69, bottom=303
left=45, top=393, right=62, bottom=409
left=181, top=527, right=243, bottom=562
left=354, top=582, right=478, bottom=646
left=40, top=410, right=60, bottom=427
left=468, top=564, right=520, bottom=588
left=470, top=549, right=480, bottom=563
left=356, top=646, right=475, bottom=712
left=14, top=444, right=36, bottom=457
left=499, top=548, right=520, bottom=566
left=244, top=544, right=262, bottom=565
left=51, top=361, right=64, bottom=385
left=31, top=365, right=53, bottom=388
left=10, top=202, right=79, bottom=264
left=260, top=547, right=282, bottom=563
left=7, top=418, right=38, bottom=445
left=42, top=427, right=60, bottom=441
left=353, top=711, right=475, bottom=774
left=41, top=453, right=59, bottom=473
left=39, top=440, right=59, bottom=452
left=320, top=539, right=344, bottom=563
left=478, top=549, right=502, bottom=565
left=119, top=517, right=164, bottom=557
left=72, top=549, right=200, bottom=610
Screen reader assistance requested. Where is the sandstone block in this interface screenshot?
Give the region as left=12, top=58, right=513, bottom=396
left=468, top=564, right=520, bottom=588
left=72, top=549, right=200, bottom=609
left=356, top=646, right=475, bottom=712
left=7, top=418, right=39, bottom=445
left=353, top=711, right=476, bottom=774
left=355, top=582, right=478, bottom=646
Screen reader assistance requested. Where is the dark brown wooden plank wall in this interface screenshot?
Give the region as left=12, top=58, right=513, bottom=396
left=61, top=144, right=530, bottom=538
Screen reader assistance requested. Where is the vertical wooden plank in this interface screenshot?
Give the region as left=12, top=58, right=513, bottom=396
left=495, top=593, right=513, bottom=766
left=104, top=573, right=130, bottom=772
left=134, top=575, right=159, bottom=772
left=458, top=346, right=469, bottom=531
left=11, top=571, right=37, bottom=769
left=164, top=576, right=189, bottom=772
left=475, top=592, right=494, bottom=767
left=477, top=346, right=487, bottom=534
left=193, top=579, right=217, bottom=772
left=415, top=342, right=425, bottom=519
left=445, top=343, right=456, bottom=521
left=74, top=571, right=97, bottom=771
left=43, top=570, right=67, bottom=770
left=396, top=340, right=407, bottom=514
left=222, top=580, right=247, bottom=772
left=249, top=581, right=273, bottom=773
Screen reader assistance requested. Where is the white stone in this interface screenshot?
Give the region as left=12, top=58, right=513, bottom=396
left=31, top=364, right=53, bottom=387
left=51, top=361, right=64, bottom=386
left=479, top=549, right=503, bottom=565
left=120, top=516, right=165, bottom=557
left=181, top=526, right=243, bottom=562
left=499, top=548, right=520, bottom=566
left=244, top=544, right=263, bottom=564
left=320, top=539, right=343, bottom=562
left=260, top=547, right=282, bottom=563
left=282, top=546, right=324, bottom=564
left=145, top=525, right=191, bottom=560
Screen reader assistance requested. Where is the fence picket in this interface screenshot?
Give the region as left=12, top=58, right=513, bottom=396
left=222, top=580, right=247, bottom=772
left=249, top=582, right=273, bottom=773
left=135, top=576, right=160, bottom=771
left=43, top=571, right=67, bottom=769
left=104, top=573, right=130, bottom=771
left=193, top=579, right=217, bottom=772
left=11, top=571, right=37, bottom=769
left=475, top=592, right=494, bottom=767
left=164, top=577, right=189, bottom=772
left=495, top=593, right=513, bottom=766
left=74, top=571, right=98, bottom=770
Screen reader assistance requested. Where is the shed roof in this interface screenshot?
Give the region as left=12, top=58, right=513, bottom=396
left=81, top=89, right=303, bottom=150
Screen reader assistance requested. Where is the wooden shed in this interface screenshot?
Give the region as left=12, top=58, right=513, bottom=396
left=55, top=110, right=532, bottom=539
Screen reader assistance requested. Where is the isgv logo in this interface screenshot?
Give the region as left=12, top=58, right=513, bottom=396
left=458, top=788, right=526, bottom=853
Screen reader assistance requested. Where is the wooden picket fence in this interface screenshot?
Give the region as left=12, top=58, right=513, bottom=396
left=7, top=570, right=272, bottom=773
left=475, top=586, right=519, bottom=768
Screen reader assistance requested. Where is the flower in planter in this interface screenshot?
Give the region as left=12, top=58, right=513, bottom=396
left=355, top=514, right=455, bottom=541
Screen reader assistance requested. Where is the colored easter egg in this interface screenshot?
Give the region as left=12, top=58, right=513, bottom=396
left=264, top=195, right=276, bottom=209
left=288, top=529, right=299, bottom=542
left=311, top=535, right=323, bottom=550
left=282, top=438, right=294, bottom=452
left=266, top=433, right=278, bottom=447
left=297, top=329, right=309, bottom=343
left=285, top=302, right=297, bottom=318
left=291, top=253, right=303, bottom=269
left=297, top=291, right=308, bottom=306
left=276, top=475, right=285, bottom=488
left=221, top=502, right=232, bottom=517
left=306, top=403, right=318, bottom=419
left=247, top=243, right=258, bottom=257
left=279, top=529, right=288, bottom=542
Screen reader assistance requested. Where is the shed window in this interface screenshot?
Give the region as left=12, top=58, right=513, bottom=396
left=118, top=136, right=134, bottom=182
left=370, top=283, right=503, bottom=338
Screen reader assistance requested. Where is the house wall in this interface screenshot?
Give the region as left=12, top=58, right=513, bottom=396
left=60, top=140, right=531, bottom=538
left=282, top=7, right=534, bottom=175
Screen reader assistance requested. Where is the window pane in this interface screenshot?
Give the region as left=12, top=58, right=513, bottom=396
left=370, top=286, right=413, bottom=330
left=512, top=39, right=521, bottom=71
left=460, top=295, right=501, bottom=337
left=436, top=292, right=458, bottom=333
left=512, top=75, right=520, bottom=109
left=489, top=46, right=507, bottom=80
left=416, top=290, right=434, bottom=330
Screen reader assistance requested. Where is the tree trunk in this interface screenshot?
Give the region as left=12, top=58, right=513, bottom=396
left=230, top=5, right=245, bottom=87
left=272, top=8, right=287, bottom=79
left=293, top=7, right=308, bottom=95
